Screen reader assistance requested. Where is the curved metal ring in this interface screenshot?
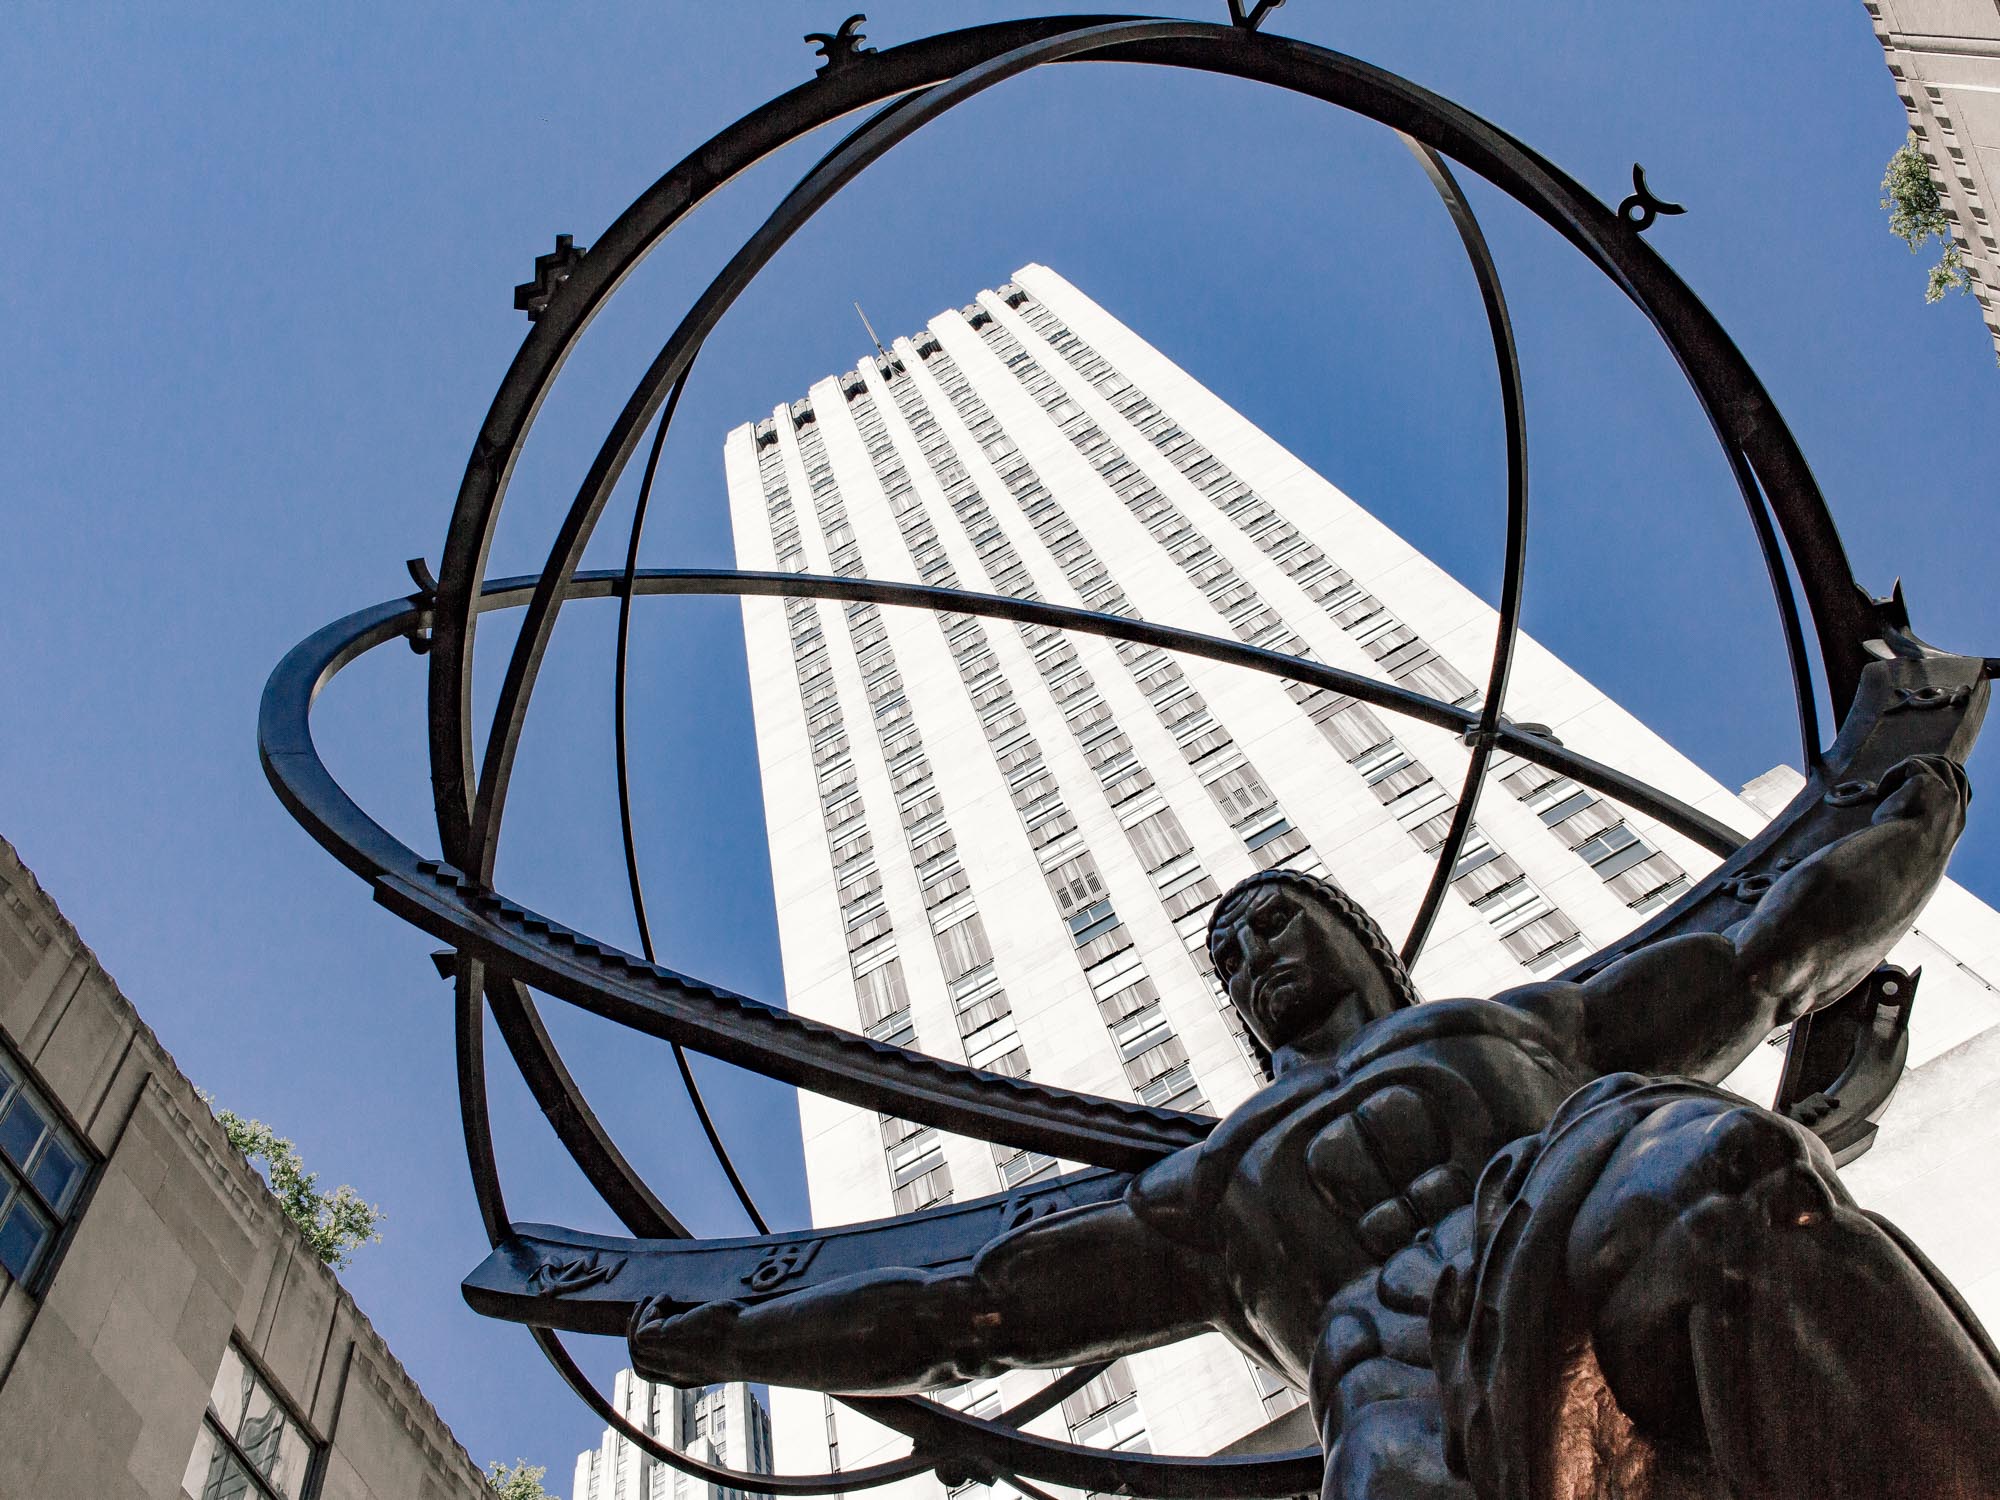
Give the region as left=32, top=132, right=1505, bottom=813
left=265, top=560, right=1782, bottom=1496
left=268, top=10, right=1912, bottom=1494
left=612, top=358, right=772, bottom=1234
left=418, top=14, right=1840, bottom=1296
left=607, top=84, right=968, bottom=1238
left=429, top=15, right=1870, bottom=906
left=1393, top=137, right=1529, bottom=969
left=455, top=19, right=1218, bottom=891
left=275, top=569, right=1744, bottom=1172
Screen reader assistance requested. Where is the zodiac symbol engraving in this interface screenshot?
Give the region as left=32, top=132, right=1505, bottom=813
left=529, top=1252, right=624, bottom=1297
left=743, top=1239, right=822, bottom=1291
left=1001, top=1187, right=1074, bottom=1232
left=1722, top=854, right=1800, bottom=904
left=1888, top=684, right=1972, bottom=713
left=1617, top=163, right=1685, bottom=233
left=805, top=15, right=872, bottom=75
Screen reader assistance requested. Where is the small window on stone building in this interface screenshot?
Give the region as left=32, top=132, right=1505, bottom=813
left=179, top=1342, right=318, bottom=1500
left=0, top=1047, right=91, bottom=1289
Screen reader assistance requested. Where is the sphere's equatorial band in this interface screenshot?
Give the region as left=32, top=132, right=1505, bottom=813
left=462, top=1170, right=1131, bottom=1336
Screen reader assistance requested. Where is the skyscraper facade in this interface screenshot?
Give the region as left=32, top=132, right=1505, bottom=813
left=572, top=1373, right=773, bottom=1500
left=723, top=264, right=2000, bottom=1490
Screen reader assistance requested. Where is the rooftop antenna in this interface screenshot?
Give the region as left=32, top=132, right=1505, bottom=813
left=854, top=301, right=889, bottom=361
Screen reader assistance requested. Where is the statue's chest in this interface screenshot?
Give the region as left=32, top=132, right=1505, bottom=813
left=1226, top=1027, right=1582, bottom=1272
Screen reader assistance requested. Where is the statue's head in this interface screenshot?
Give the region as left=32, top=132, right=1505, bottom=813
left=1207, top=870, right=1418, bottom=1074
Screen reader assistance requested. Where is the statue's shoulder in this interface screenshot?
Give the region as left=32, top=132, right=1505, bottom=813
left=1125, top=1055, right=1345, bottom=1244
left=1125, top=1140, right=1207, bottom=1242
left=1338, top=999, right=1589, bottom=1144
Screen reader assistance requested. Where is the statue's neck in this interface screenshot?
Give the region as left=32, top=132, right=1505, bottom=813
left=1269, top=1010, right=1372, bottom=1077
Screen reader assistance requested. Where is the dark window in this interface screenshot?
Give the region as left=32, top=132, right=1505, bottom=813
left=0, top=1049, right=90, bottom=1288
left=1067, top=899, right=1121, bottom=947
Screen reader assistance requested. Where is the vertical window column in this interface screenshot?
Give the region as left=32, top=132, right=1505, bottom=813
left=1003, top=288, right=1667, bottom=958
left=914, top=341, right=1323, bottom=887
left=973, top=303, right=1587, bottom=975
left=764, top=417, right=964, bottom=1211
left=907, top=339, right=1316, bottom=1063
left=841, top=374, right=1211, bottom=1117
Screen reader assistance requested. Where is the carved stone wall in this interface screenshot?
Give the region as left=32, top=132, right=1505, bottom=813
left=0, top=834, right=490, bottom=1500
left=1867, top=0, right=2000, bottom=358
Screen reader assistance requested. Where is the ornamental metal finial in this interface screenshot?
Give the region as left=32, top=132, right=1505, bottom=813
left=1227, top=0, right=1287, bottom=31
left=806, top=14, right=872, bottom=75
left=1617, top=162, right=1685, bottom=232
left=513, top=233, right=586, bottom=321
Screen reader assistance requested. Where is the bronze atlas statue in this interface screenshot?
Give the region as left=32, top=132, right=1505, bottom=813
left=628, top=767, right=1994, bottom=1497
left=260, top=6, right=2000, bottom=1497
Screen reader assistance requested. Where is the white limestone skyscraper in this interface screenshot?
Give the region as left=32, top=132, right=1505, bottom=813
left=573, top=1373, right=773, bottom=1500
left=723, top=264, right=2000, bottom=1491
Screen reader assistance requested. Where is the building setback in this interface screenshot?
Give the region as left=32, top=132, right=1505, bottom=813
left=724, top=264, right=2000, bottom=1493
left=1867, top=0, right=2000, bottom=359
left=0, top=833, right=491, bottom=1500
left=571, top=1372, right=772, bottom=1500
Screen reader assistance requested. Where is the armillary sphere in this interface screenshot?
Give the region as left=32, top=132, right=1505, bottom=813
left=259, top=7, right=1993, bottom=1496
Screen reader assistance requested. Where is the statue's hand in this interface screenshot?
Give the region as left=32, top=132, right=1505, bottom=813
left=1872, top=752, right=1970, bottom=835
left=629, top=1294, right=745, bottom=1387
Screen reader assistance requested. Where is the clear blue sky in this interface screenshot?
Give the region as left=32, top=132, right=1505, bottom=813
left=4, top=2, right=1997, bottom=1486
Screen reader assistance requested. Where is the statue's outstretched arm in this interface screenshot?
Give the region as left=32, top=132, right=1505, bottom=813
left=1503, top=753, right=1969, bottom=1080
left=628, top=1195, right=1213, bottom=1395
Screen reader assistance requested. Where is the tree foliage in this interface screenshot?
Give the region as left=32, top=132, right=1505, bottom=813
left=1881, top=132, right=1971, bottom=303
left=486, top=1459, right=557, bottom=1499
left=199, top=1093, right=385, bottom=1269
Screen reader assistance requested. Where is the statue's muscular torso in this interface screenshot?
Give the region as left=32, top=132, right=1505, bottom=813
left=1130, top=999, right=1588, bottom=1401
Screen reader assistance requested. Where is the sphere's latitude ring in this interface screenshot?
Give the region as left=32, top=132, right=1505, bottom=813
left=443, top=17, right=1218, bottom=889
left=261, top=567, right=1711, bottom=1497
left=428, top=0, right=1831, bottom=1271
left=274, top=566, right=1752, bottom=1163
left=264, top=570, right=1983, bottom=1498
left=259, top=9, right=1935, bottom=1496
left=448, top=19, right=1555, bottom=1486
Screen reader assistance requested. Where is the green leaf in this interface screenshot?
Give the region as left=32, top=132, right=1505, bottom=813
left=197, top=1091, right=386, bottom=1270
left=1881, top=133, right=1972, bottom=306
left=486, top=1459, right=558, bottom=1499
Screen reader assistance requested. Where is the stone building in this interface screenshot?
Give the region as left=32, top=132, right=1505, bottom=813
left=1867, top=0, right=2000, bottom=358
left=572, top=1371, right=772, bottom=1500
left=0, top=833, right=490, bottom=1500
